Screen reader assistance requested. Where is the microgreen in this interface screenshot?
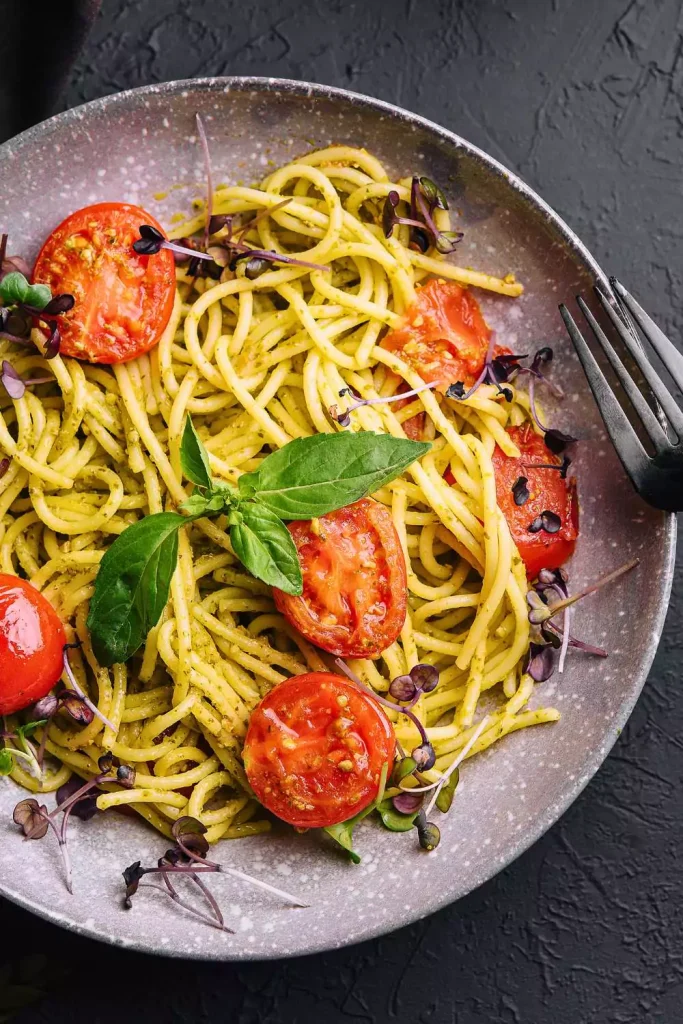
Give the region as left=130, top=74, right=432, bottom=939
left=0, top=239, right=73, bottom=358
left=523, top=456, right=571, bottom=479
left=525, top=559, right=638, bottom=680
left=88, top=423, right=430, bottom=665
left=1, top=360, right=54, bottom=400
left=62, top=643, right=116, bottom=731
left=446, top=334, right=526, bottom=404
left=330, top=380, right=439, bottom=427
left=381, top=177, right=463, bottom=255
left=512, top=476, right=530, bottom=506
left=528, top=510, right=562, bottom=534
left=123, top=815, right=306, bottom=930
left=14, top=752, right=135, bottom=892
left=1, top=718, right=48, bottom=779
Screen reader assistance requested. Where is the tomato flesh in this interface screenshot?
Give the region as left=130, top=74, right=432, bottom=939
left=0, top=575, right=66, bottom=715
left=381, top=279, right=491, bottom=391
left=273, top=498, right=407, bottom=659
left=33, top=202, right=176, bottom=364
left=491, top=425, right=578, bottom=580
left=243, top=672, right=395, bottom=828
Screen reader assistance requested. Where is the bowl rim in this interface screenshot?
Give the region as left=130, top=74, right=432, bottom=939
left=0, top=75, right=676, bottom=959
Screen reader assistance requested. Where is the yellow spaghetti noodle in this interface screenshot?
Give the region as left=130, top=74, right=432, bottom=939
left=0, top=146, right=558, bottom=842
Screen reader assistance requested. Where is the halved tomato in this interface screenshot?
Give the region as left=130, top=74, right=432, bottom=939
left=33, top=202, right=175, bottom=364
left=381, top=279, right=491, bottom=391
left=243, top=672, right=395, bottom=828
left=0, top=575, right=65, bottom=715
left=273, top=498, right=407, bottom=659
left=491, top=424, right=578, bottom=580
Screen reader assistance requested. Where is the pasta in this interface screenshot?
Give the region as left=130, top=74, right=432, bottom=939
left=0, top=145, right=559, bottom=843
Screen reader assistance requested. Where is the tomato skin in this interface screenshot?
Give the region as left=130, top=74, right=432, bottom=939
left=491, top=425, right=578, bottom=580
left=273, top=498, right=407, bottom=659
left=0, top=575, right=66, bottom=715
left=243, top=672, right=395, bottom=828
left=381, top=279, right=491, bottom=391
left=33, top=202, right=175, bottom=364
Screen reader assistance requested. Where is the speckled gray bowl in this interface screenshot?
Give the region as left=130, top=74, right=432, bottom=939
left=0, top=78, right=675, bottom=960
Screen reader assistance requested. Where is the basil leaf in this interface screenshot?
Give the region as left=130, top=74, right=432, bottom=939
left=435, top=767, right=459, bottom=813
left=229, top=503, right=302, bottom=595
left=179, top=492, right=228, bottom=517
left=0, top=748, right=14, bottom=775
left=0, top=272, right=29, bottom=305
left=24, top=283, right=52, bottom=310
left=180, top=415, right=213, bottom=490
left=377, top=798, right=421, bottom=832
left=323, top=763, right=389, bottom=863
left=87, top=512, right=185, bottom=666
left=238, top=432, right=431, bottom=519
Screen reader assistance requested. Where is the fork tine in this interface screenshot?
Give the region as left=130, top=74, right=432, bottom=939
left=559, top=304, right=650, bottom=484
left=610, top=277, right=683, bottom=391
left=594, top=286, right=683, bottom=438
left=577, top=296, right=669, bottom=453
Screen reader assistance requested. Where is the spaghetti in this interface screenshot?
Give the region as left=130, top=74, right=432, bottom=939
left=0, top=146, right=559, bottom=843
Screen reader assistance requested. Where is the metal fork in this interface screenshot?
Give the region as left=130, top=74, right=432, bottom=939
left=559, top=280, right=683, bottom=512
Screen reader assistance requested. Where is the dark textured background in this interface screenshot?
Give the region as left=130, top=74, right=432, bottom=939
left=2, top=1, right=682, bottom=1021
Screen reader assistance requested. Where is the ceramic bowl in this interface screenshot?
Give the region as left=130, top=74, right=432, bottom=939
left=0, top=78, right=674, bottom=960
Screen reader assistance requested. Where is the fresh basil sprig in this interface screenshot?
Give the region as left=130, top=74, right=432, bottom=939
left=88, top=419, right=430, bottom=666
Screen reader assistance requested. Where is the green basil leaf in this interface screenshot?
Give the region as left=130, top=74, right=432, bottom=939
left=0, top=748, right=14, bottom=775
left=180, top=415, right=213, bottom=490
left=238, top=432, right=431, bottom=519
left=0, top=272, right=29, bottom=305
left=435, top=767, right=459, bottom=813
left=323, top=763, right=389, bottom=863
left=179, top=492, right=227, bottom=518
left=24, top=283, right=52, bottom=310
left=377, top=798, right=421, bottom=832
left=87, top=512, right=185, bottom=666
left=229, top=503, right=302, bottom=595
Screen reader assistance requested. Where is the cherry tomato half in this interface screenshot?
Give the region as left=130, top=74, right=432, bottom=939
left=33, top=202, right=176, bottom=364
left=381, top=279, right=491, bottom=391
left=0, top=575, right=66, bottom=715
left=273, top=498, right=407, bottom=659
left=243, top=672, right=395, bottom=828
left=491, top=425, right=578, bottom=580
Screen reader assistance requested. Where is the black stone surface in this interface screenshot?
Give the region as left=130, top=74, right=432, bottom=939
left=2, top=1, right=682, bottom=1021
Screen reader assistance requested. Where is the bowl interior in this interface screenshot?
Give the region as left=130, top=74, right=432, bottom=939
left=0, top=79, right=673, bottom=960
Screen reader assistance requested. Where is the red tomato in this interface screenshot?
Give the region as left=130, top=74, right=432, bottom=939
left=381, top=279, right=491, bottom=392
left=273, top=498, right=407, bottom=659
left=491, top=425, right=578, bottom=580
left=0, top=575, right=66, bottom=715
left=243, top=672, right=395, bottom=828
left=33, top=202, right=176, bottom=364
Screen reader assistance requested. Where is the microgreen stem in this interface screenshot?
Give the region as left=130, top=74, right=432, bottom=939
left=406, top=715, right=491, bottom=804
left=220, top=866, right=310, bottom=908
left=62, top=646, right=117, bottom=733
left=195, top=114, right=213, bottom=249
left=547, top=558, right=639, bottom=617
left=558, top=606, right=572, bottom=674
left=138, top=881, right=233, bottom=932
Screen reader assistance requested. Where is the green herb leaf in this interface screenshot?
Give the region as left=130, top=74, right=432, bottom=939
left=377, top=798, right=421, bottom=832
left=0, top=748, right=14, bottom=775
left=87, top=512, right=185, bottom=666
left=24, top=283, right=52, bottom=310
left=238, top=432, right=431, bottom=519
left=323, top=763, right=389, bottom=863
left=0, top=272, right=29, bottom=305
left=180, top=415, right=213, bottom=490
left=179, top=492, right=229, bottom=518
left=229, top=504, right=302, bottom=595
left=435, top=767, right=459, bottom=813
left=391, top=756, right=417, bottom=785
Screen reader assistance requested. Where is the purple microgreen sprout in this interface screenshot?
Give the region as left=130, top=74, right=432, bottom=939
left=235, top=198, right=293, bottom=242
left=195, top=113, right=213, bottom=249
left=62, top=643, right=117, bottom=732
left=382, top=178, right=462, bottom=254
left=445, top=333, right=526, bottom=404
left=528, top=510, right=562, bottom=535
left=1, top=360, right=54, bottom=400
left=525, top=559, right=639, bottom=680
left=523, top=455, right=571, bottom=479
left=334, top=659, right=437, bottom=778
left=512, top=476, right=530, bottom=506
left=330, top=379, right=439, bottom=427
left=392, top=791, right=424, bottom=815
left=414, top=809, right=441, bottom=851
